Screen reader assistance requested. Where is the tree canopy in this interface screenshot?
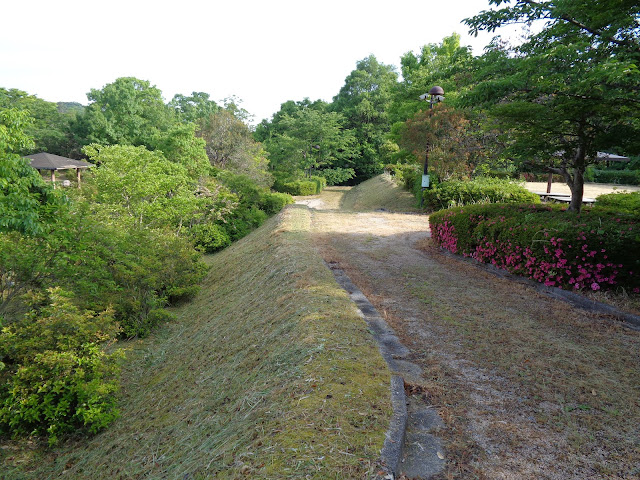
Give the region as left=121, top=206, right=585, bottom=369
left=462, top=0, right=640, bottom=211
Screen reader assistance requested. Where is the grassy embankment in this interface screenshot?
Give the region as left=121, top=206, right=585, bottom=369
left=340, top=174, right=420, bottom=212
left=2, top=205, right=391, bottom=479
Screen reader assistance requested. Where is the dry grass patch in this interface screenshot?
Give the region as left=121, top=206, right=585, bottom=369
left=1, top=205, right=391, bottom=479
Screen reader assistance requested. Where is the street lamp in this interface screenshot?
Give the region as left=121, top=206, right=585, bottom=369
left=418, top=86, right=445, bottom=206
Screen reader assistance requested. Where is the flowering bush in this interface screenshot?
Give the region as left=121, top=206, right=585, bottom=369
left=430, top=203, right=640, bottom=293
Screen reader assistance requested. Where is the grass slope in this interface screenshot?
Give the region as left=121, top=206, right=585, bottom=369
left=341, top=174, right=420, bottom=212
left=2, top=205, right=391, bottom=479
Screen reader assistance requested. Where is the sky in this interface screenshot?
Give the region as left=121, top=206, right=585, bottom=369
left=1, top=0, right=514, bottom=124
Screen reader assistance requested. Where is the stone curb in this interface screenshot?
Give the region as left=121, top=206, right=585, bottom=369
left=326, top=261, right=409, bottom=479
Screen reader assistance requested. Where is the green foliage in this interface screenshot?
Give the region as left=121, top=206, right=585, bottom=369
left=83, top=144, right=202, bottom=231
left=81, top=77, right=173, bottom=147
left=430, top=203, right=640, bottom=292
left=0, top=288, right=122, bottom=445
left=462, top=0, right=640, bottom=212
left=391, top=33, right=474, bottom=124
left=424, top=177, right=540, bottom=210
left=148, top=123, right=210, bottom=178
left=0, top=89, right=75, bottom=156
left=263, top=107, right=356, bottom=178
left=595, top=192, right=640, bottom=215
left=0, top=109, right=65, bottom=236
left=197, top=110, right=272, bottom=187
left=331, top=55, right=398, bottom=181
left=223, top=207, right=268, bottom=242
left=310, top=175, right=327, bottom=193
left=190, top=223, right=231, bottom=253
left=585, top=169, right=640, bottom=185
left=258, top=192, right=294, bottom=215
left=275, top=179, right=318, bottom=196
left=317, top=167, right=356, bottom=186
left=169, top=92, right=219, bottom=123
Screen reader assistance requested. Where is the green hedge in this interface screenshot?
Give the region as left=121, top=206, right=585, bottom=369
left=585, top=169, right=640, bottom=185
left=274, top=176, right=326, bottom=196
left=430, top=203, right=640, bottom=292
left=595, top=191, right=640, bottom=216
left=424, top=177, right=540, bottom=210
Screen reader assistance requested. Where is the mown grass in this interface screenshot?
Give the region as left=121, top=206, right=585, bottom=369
left=340, top=174, right=420, bottom=212
left=1, top=205, right=391, bottom=479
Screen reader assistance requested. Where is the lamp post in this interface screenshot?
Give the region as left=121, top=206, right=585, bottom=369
left=419, top=86, right=445, bottom=207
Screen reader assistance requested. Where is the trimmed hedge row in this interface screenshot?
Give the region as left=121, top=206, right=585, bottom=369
left=423, top=177, right=540, bottom=210
left=585, top=169, right=640, bottom=185
left=274, top=175, right=327, bottom=196
left=429, top=203, right=640, bottom=293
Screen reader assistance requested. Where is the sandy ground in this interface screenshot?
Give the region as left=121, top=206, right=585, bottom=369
left=299, top=189, right=640, bottom=479
left=525, top=182, right=640, bottom=197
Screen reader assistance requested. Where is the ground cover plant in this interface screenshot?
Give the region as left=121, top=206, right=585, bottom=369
left=430, top=203, right=640, bottom=293
left=595, top=191, right=640, bottom=216
left=1, top=206, right=392, bottom=479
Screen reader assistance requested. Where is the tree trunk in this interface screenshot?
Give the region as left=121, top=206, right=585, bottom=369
left=567, top=167, right=584, bottom=212
left=567, top=145, right=586, bottom=213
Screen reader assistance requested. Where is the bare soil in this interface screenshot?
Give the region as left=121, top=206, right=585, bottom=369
left=300, top=186, right=640, bottom=479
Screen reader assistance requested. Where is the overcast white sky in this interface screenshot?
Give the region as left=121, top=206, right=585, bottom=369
left=1, top=0, right=510, bottom=123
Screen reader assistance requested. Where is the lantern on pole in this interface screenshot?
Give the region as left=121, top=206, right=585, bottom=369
left=418, top=86, right=444, bottom=205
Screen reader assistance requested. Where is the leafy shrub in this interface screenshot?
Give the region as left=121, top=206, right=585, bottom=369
left=430, top=203, right=640, bottom=292
left=277, top=180, right=318, bottom=196
left=310, top=175, right=327, bottom=193
left=424, top=177, right=540, bottom=210
left=190, top=223, right=232, bottom=253
left=259, top=192, right=294, bottom=215
left=0, top=288, right=122, bottom=445
left=222, top=207, right=269, bottom=241
left=595, top=191, right=640, bottom=215
left=317, top=167, right=356, bottom=186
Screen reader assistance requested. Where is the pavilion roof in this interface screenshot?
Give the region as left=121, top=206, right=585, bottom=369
left=26, top=152, right=94, bottom=170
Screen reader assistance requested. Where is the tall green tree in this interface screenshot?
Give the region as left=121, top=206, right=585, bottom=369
left=0, top=88, right=75, bottom=155
left=331, top=55, right=398, bottom=180
left=464, top=0, right=640, bottom=211
left=267, top=107, right=356, bottom=179
left=169, top=92, right=219, bottom=123
left=80, top=77, right=174, bottom=147
left=391, top=34, right=474, bottom=124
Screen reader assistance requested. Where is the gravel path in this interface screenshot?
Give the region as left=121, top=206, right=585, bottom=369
left=300, top=187, right=640, bottom=480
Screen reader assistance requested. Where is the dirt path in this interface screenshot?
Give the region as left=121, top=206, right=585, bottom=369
left=301, top=187, right=640, bottom=479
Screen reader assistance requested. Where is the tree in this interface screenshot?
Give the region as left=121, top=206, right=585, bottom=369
left=81, top=77, right=174, bottom=147
left=83, top=144, right=202, bottom=232
left=331, top=55, right=398, bottom=180
left=0, top=109, right=63, bottom=235
left=399, top=104, right=483, bottom=182
left=391, top=34, right=474, bottom=124
left=148, top=123, right=210, bottom=179
left=0, top=88, right=74, bottom=155
left=463, top=0, right=640, bottom=211
left=197, top=110, right=271, bottom=187
left=267, top=108, right=356, bottom=179
left=169, top=92, right=219, bottom=123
